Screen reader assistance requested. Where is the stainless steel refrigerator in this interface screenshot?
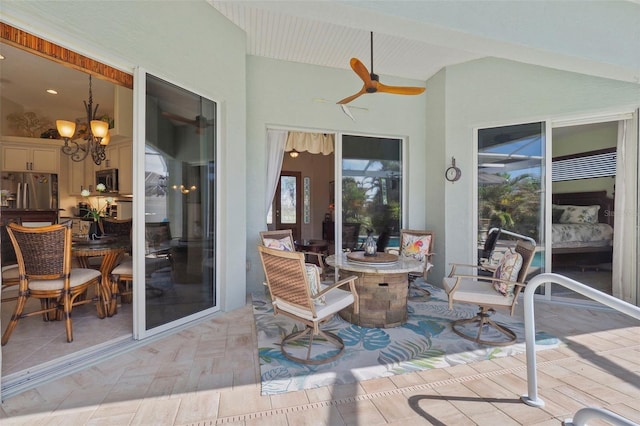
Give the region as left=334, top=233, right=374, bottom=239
left=0, top=172, right=59, bottom=210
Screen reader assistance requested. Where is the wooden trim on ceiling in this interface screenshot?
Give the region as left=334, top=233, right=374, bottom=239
left=1, top=23, right=133, bottom=89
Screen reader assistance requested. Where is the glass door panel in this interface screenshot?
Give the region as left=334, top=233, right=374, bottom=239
left=273, top=172, right=301, bottom=240
left=477, top=122, right=546, bottom=286
left=341, top=135, right=402, bottom=251
left=143, top=73, right=217, bottom=331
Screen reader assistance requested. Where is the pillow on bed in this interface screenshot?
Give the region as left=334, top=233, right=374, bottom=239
left=558, top=205, right=600, bottom=224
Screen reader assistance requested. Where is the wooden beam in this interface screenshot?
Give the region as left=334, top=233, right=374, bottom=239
left=1, top=23, right=133, bottom=89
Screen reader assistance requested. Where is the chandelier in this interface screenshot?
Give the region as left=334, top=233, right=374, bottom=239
left=56, top=75, right=111, bottom=165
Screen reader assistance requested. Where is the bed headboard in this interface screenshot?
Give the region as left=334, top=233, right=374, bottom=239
left=552, top=191, right=614, bottom=226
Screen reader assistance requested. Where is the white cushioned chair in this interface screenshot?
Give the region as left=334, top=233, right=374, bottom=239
left=443, top=240, right=535, bottom=346
left=257, top=245, right=359, bottom=365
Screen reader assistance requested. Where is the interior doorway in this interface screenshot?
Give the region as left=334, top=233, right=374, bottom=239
left=266, top=130, right=335, bottom=251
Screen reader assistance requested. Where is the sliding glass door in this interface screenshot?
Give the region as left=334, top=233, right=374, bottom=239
left=340, top=134, right=403, bottom=252
left=477, top=122, right=546, bottom=283
left=138, top=72, right=218, bottom=333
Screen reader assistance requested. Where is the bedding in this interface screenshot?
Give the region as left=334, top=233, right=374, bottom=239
left=552, top=223, right=613, bottom=249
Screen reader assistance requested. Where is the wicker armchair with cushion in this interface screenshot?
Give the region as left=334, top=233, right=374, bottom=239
left=442, top=240, right=536, bottom=346
left=257, top=245, right=358, bottom=364
left=2, top=222, right=101, bottom=345
left=260, top=230, right=328, bottom=279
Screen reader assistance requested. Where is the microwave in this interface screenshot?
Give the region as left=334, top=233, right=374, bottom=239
left=96, top=168, right=119, bottom=193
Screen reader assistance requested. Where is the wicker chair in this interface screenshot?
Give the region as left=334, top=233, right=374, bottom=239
left=443, top=240, right=535, bottom=346
left=2, top=222, right=102, bottom=345
left=257, top=245, right=359, bottom=364
left=259, top=230, right=328, bottom=279
left=100, top=217, right=133, bottom=238
left=1, top=220, right=20, bottom=303
left=101, top=218, right=133, bottom=302
left=387, top=229, right=435, bottom=298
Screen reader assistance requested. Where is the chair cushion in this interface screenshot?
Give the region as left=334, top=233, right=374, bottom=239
left=112, top=259, right=133, bottom=276
left=29, top=268, right=101, bottom=291
left=263, top=237, right=294, bottom=251
left=275, top=287, right=355, bottom=321
left=401, top=234, right=432, bottom=262
left=443, top=276, right=515, bottom=307
left=305, top=264, right=325, bottom=305
left=492, top=249, right=523, bottom=296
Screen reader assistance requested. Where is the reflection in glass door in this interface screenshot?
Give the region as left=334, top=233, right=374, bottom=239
left=477, top=122, right=546, bottom=284
left=143, top=74, right=217, bottom=330
left=341, top=135, right=403, bottom=252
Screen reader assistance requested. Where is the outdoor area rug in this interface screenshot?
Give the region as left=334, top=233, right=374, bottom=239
left=254, top=280, right=560, bottom=395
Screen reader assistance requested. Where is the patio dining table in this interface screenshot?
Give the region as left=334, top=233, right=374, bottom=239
left=72, top=237, right=130, bottom=318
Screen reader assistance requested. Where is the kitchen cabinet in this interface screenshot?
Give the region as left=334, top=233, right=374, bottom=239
left=67, top=140, right=132, bottom=195
left=67, top=156, right=93, bottom=195
left=1, top=141, right=60, bottom=173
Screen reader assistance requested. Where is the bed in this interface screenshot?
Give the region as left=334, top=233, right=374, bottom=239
left=551, top=191, right=614, bottom=265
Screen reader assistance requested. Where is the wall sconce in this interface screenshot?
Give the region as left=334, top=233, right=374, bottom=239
left=289, top=149, right=299, bottom=158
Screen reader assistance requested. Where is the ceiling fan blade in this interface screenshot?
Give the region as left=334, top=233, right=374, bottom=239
left=337, top=86, right=367, bottom=105
left=377, top=82, right=425, bottom=96
left=350, top=58, right=373, bottom=86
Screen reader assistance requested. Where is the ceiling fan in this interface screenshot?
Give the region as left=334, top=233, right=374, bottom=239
left=161, top=111, right=214, bottom=134
left=337, top=32, right=426, bottom=105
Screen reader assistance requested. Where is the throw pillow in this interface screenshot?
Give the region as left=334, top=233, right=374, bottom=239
left=493, top=248, right=523, bottom=297
left=558, top=205, right=600, bottom=224
left=263, top=236, right=294, bottom=251
left=401, top=234, right=432, bottom=262
left=305, top=264, right=325, bottom=305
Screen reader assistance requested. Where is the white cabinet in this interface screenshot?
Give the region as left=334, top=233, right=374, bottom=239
left=1, top=141, right=60, bottom=173
left=67, top=156, right=93, bottom=195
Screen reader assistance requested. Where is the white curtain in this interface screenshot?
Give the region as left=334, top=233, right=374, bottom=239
left=285, top=132, right=334, bottom=155
left=612, top=115, right=639, bottom=304
left=265, top=129, right=288, bottom=213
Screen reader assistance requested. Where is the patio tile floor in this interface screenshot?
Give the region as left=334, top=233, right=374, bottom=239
left=1, top=296, right=639, bottom=425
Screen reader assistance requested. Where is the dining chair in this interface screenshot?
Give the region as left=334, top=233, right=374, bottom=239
left=443, top=240, right=536, bottom=346
left=257, top=245, right=358, bottom=364
left=100, top=217, right=133, bottom=238
left=1, top=222, right=102, bottom=345
left=101, top=217, right=133, bottom=301
left=111, top=258, right=133, bottom=304
left=1, top=221, right=20, bottom=303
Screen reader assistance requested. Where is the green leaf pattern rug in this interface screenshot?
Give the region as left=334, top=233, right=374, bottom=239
left=254, top=281, right=559, bottom=395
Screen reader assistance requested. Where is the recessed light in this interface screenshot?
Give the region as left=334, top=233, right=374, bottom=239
left=0, top=54, right=5, bottom=60
left=46, top=89, right=58, bottom=95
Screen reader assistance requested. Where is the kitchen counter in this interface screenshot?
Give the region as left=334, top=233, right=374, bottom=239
left=0, top=208, right=58, bottom=226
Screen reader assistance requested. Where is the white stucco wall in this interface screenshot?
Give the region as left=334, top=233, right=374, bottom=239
left=2, top=1, right=248, bottom=312
left=245, top=56, right=428, bottom=293
left=437, top=57, right=640, bottom=276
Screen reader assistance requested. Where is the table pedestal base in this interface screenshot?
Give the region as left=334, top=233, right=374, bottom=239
left=338, top=271, right=408, bottom=328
